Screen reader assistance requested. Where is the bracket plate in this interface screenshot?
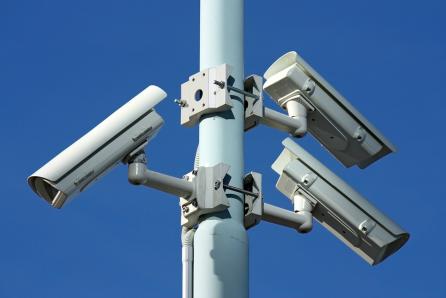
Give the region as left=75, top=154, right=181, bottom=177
left=180, top=163, right=231, bottom=228
left=243, top=172, right=263, bottom=229
left=180, top=64, right=233, bottom=127
left=244, top=75, right=264, bottom=131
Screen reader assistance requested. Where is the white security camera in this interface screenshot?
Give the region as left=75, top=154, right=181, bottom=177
left=272, top=138, right=409, bottom=265
left=263, top=51, right=396, bottom=169
left=28, top=85, right=167, bottom=209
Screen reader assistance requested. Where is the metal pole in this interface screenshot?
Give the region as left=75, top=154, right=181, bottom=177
left=193, top=0, right=248, bottom=297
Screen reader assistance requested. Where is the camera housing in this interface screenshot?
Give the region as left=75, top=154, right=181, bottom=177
left=263, top=51, right=396, bottom=169
left=272, top=138, right=409, bottom=265
left=28, top=85, right=166, bottom=208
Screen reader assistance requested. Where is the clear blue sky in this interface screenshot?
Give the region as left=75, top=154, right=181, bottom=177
left=1, top=0, right=445, bottom=297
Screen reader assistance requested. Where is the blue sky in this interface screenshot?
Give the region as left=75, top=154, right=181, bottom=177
left=1, top=0, right=445, bottom=297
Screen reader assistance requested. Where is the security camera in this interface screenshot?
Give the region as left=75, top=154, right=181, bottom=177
left=263, top=51, right=396, bottom=169
left=28, top=85, right=167, bottom=209
left=272, top=138, right=409, bottom=265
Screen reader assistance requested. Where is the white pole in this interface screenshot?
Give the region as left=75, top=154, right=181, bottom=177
left=193, top=0, right=248, bottom=297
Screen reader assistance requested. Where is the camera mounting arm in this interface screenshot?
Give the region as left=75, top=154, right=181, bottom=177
left=244, top=75, right=311, bottom=138
left=128, top=151, right=195, bottom=198
left=263, top=203, right=313, bottom=233
left=243, top=172, right=313, bottom=233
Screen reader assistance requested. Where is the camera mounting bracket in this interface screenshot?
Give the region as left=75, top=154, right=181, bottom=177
left=180, top=163, right=232, bottom=228
left=243, top=172, right=263, bottom=229
left=244, top=74, right=313, bottom=137
left=179, top=64, right=233, bottom=127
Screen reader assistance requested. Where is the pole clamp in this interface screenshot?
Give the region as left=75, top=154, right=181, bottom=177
left=180, top=163, right=231, bottom=228
left=243, top=172, right=263, bottom=229
left=179, top=64, right=233, bottom=127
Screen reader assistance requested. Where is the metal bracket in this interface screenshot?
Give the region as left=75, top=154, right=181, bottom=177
left=179, top=64, right=233, bottom=127
left=244, top=75, right=264, bottom=131
left=243, top=172, right=263, bottom=229
left=180, top=163, right=231, bottom=228
left=243, top=75, right=310, bottom=137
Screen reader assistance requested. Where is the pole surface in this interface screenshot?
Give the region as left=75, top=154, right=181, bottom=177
left=193, top=0, right=248, bottom=297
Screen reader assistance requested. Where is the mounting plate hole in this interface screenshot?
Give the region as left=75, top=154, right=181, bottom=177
left=195, top=89, right=203, bottom=101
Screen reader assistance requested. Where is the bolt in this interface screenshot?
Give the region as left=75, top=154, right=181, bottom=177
left=213, top=80, right=226, bottom=89
left=174, top=99, right=187, bottom=107
left=192, top=200, right=198, bottom=207
left=214, top=180, right=221, bottom=190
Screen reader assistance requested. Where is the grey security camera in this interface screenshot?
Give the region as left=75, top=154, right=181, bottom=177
left=272, top=138, right=409, bottom=265
left=28, top=85, right=167, bottom=208
left=263, top=51, right=396, bottom=169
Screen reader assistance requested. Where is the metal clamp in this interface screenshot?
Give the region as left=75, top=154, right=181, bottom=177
left=180, top=163, right=231, bottom=228
left=179, top=64, right=233, bottom=127
left=244, top=75, right=264, bottom=131
left=243, top=172, right=263, bottom=229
